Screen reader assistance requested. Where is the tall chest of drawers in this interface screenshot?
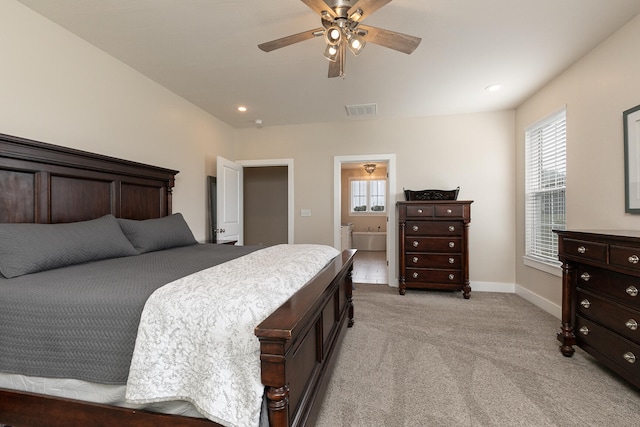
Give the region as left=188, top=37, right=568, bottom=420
left=397, top=201, right=472, bottom=298
left=556, top=230, right=640, bottom=388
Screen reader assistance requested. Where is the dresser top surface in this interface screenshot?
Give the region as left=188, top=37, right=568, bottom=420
left=554, top=229, right=640, bottom=240
left=397, top=200, right=473, bottom=205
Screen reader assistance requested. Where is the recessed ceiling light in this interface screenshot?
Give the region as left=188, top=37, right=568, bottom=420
left=485, top=84, right=502, bottom=92
left=237, top=106, right=247, bottom=112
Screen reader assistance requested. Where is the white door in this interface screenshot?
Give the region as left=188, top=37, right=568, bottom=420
left=216, top=156, right=243, bottom=245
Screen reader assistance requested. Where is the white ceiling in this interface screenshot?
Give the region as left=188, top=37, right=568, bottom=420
left=16, top=0, right=640, bottom=129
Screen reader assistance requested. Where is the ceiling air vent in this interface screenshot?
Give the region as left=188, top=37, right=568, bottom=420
left=345, top=103, right=377, bottom=117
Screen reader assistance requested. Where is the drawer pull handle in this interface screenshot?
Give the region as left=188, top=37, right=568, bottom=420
left=448, top=226, right=455, bottom=232
left=448, top=274, right=455, bottom=280
left=412, top=272, right=419, bottom=279
left=417, top=209, right=423, bottom=213
left=577, top=246, right=586, bottom=254
left=412, top=225, right=419, bottom=232
left=448, top=257, right=455, bottom=264
left=449, top=241, right=455, bottom=248
left=579, top=326, right=589, bottom=335
left=623, top=352, right=636, bottom=364
left=630, top=255, right=640, bottom=264
left=580, top=272, right=591, bottom=282
left=446, top=209, right=452, bottom=214
left=626, top=319, right=638, bottom=330
left=412, top=241, right=419, bottom=247
left=412, top=257, right=419, bottom=263
left=580, top=299, right=591, bottom=309
left=627, top=286, right=639, bottom=297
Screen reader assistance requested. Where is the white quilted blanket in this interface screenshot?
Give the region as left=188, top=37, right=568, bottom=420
left=125, top=244, right=340, bottom=427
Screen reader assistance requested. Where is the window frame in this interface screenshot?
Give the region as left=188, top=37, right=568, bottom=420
left=349, top=177, right=387, bottom=216
left=524, top=107, right=567, bottom=275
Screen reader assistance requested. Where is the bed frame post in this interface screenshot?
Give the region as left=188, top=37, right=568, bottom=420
left=347, top=269, right=354, bottom=327
left=266, top=385, right=290, bottom=425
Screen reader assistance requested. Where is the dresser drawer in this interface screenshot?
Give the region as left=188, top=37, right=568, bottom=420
left=563, top=238, right=607, bottom=263
left=611, top=244, right=640, bottom=272
left=405, top=253, right=461, bottom=269
left=576, top=289, right=640, bottom=345
left=576, top=265, right=640, bottom=310
left=434, top=204, right=464, bottom=218
left=404, top=237, right=461, bottom=252
left=406, top=204, right=434, bottom=217
left=405, top=221, right=462, bottom=236
left=575, top=315, right=640, bottom=378
left=405, top=268, right=462, bottom=285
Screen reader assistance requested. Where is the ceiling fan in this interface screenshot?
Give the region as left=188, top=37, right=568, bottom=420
left=258, top=0, right=422, bottom=78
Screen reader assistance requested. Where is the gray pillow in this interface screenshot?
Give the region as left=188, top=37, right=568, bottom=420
left=0, top=214, right=138, bottom=278
left=118, top=213, right=197, bottom=254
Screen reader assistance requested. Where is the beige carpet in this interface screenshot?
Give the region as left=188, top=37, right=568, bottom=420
left=315, top=285, right=640, bottom=427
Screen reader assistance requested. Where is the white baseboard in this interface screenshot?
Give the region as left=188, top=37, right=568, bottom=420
left=514, top=284, right=561, bottom=319
left=470, top=281, right=561, bottom=319
left=471, top=281, right=515, bottom=293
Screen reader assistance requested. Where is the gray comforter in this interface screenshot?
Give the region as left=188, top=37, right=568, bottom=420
left=0, top=243, right=258, bottom=384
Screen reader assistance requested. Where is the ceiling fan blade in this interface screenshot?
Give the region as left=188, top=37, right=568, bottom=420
left=258, top=28, right=323, bottom=52
left=301, top=0, right=336, bottom=18
left=328, top=57, right=341, bottom=78
left=328, top=43, right=345, bottom=78
left=359, top=24, right=421, bottom=54
left=348, top=0, right=392, bottom=20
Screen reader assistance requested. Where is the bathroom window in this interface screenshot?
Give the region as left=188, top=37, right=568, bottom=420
left=350, top=179, right=386, bottom=214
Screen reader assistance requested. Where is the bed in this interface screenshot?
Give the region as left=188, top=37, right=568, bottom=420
left=0, top=132, right=355, bottom=427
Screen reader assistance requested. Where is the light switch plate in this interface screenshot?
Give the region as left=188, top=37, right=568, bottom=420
left=300, top=209, right=311, bottom=217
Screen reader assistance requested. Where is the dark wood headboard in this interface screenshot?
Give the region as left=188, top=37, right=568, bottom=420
left=0, top=133, right=178, bottom=224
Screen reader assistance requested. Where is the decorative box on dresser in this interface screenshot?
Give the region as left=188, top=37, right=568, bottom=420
left=397, top=200, right=472, bottom=298
left=555, top=230, right=640, bottom=388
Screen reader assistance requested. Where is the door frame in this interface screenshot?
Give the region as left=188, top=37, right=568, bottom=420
left=237, top=158, right=294, bottom=244
left=333, top=154, right=397, bottom=287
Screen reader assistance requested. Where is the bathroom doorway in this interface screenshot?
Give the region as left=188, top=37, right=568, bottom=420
left=333, top=155, right=397, bottom=287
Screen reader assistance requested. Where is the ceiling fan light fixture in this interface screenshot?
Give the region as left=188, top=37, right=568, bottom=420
left=325, top=26, right=342, bottom=45
left=323, top=43, right=339, bottom=61
left=349, top=8, right=364, bottom=22
left=348, top=34, right=366, bottom=55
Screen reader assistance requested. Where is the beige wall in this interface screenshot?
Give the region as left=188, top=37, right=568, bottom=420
left=515, top=14, right=640, bottom=312
left=236, top=111, right=516, bottom=288
left=0, top=0, right=236, bottom=241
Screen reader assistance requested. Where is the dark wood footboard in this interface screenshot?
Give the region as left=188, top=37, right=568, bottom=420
left=256, top=249, right=356, bottom=427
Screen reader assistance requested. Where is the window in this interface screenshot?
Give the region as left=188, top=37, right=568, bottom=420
left=525, top=108, right=566, bottom=268
left=351, top=179, right=386, bottom=214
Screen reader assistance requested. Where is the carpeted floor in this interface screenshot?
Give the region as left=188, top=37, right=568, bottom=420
left=315, top=285, right=640, bottom=427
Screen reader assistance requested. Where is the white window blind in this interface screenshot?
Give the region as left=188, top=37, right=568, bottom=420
left=525, top=109, right=566, bottom=265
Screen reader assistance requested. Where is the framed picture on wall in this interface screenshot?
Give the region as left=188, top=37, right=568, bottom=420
left=624, top=104, right=640, bottom=213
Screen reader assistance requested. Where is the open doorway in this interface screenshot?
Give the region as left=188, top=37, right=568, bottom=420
left=243, top=166, right=288, bottom=246
left=216, top=157, right=294, bottom=245
left=334, top=154, right=397, bottom=288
